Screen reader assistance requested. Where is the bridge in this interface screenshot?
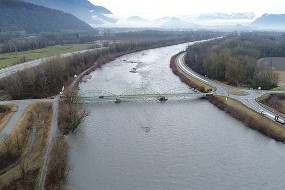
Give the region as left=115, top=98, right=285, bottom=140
left=67, top=88, right=213, bottom=103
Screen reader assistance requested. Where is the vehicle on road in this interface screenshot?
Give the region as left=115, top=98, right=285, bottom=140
left=274, top=115, right=285, bottom=125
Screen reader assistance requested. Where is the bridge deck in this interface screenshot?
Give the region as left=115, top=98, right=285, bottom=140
left=74, top=92, right=213, bottom=103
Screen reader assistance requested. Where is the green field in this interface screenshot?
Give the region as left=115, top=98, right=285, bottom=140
left=0, top=43, right=95, bottom=68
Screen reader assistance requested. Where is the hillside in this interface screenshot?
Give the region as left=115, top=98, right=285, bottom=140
left=0, top=0, right=95, bottom=33
left=252, top=14, right=285, bottom=30
left=23, top=0, right=117, bottom=25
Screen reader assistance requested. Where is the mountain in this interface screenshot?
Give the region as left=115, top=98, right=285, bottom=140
left=23, top=0, right=116, bottom=25
left=127, top=16, right=149, bottom=22
left=252, top=14, right=285, bottom=30
left=0, top=0, right=95, bottom=33
left=155, top=17, right=199, bottom=28
left=198, top=12, right=255, bottom=20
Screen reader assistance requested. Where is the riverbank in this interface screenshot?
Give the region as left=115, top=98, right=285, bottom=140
left=209, top=96, right=285, bottom=143
left=171, top=52, right=285, bottom=142
left=170, top=53, right=214, bottom=92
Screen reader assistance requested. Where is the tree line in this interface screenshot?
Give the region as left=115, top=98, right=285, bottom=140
left=185, top=32, right=284, bottom=89
left=0, top=30, right=222, bottom=54
left=0, top=32, right=100, bottom=53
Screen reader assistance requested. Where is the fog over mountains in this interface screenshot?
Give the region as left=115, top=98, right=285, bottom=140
left=252, top=14, right=285, bottom=30
left=11, top=0, right=285, bottom=30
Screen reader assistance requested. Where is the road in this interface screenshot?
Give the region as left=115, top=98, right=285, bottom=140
left=176, top=53, right=285, bottom=124
left=0, top=99, right=55, bottom=142
left=0, top=48, right=101, bottom=79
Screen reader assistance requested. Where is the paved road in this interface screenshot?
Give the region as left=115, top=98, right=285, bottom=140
left=0, top=99, right=54, bottom=142
left=176, top=53, right=285, bottom=124
left=0, top=101, right=29, bottom=142
left=0, top=48, right=101, bottom=79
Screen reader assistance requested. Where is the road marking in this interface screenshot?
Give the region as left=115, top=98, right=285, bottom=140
left=177, top=55, right=209, bottom=84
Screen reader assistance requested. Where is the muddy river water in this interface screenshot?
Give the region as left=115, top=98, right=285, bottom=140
left=67, top=42, right=285, bottom=190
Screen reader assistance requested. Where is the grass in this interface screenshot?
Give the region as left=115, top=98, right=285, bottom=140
left=210, top=96, right=285, bottom=142
left=220, top=96, right=258, bottom=117
left=213, top=80, right=236, bottom=88
left=0, top=43, right=96, bottom=68
left=228, top=90, right=247, bottom=96
left=271, top=86, right=285, bottom=91
left=0, top=102, right=52, bottom=189
left=0, top=104, right=17, bottom=131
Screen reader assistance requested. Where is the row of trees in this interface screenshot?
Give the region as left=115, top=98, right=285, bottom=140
left=185, top=32, right=284, bottom=89
left=0, top=31, right=222, bottom=99
left=0, top=32, right=101, bottom=53
left=0, top=30, right=223, bottom=54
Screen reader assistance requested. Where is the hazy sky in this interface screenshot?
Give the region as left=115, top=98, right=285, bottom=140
left=91, top=0, right=285, bottom=19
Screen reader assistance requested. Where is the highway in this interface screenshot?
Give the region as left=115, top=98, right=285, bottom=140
left=176, top=53, right=285, bottom=125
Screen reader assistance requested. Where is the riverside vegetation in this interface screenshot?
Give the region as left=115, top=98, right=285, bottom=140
left=184, top=32, right=285, bottom=89
left=209, top=96, right=285, bottom=142
left=171, top=53, right=285, bottom=142
left=170, top=32, right=285, bottom=142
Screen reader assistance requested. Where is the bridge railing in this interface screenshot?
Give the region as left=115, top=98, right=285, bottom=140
left=70, top=89, right=213, bottom=103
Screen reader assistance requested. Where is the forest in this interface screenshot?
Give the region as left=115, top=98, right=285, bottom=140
left=185, top=32, right=285, bottom=89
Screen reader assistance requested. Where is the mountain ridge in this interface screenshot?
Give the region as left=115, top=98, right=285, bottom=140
left=0, top=0, right=95, bottom=33
left=252, top=13, right=285, bottom=30
left=23, top=0, right=116, bottom=25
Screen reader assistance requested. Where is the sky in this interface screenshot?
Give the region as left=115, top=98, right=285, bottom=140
left=91, top=0, right=285, bottom=20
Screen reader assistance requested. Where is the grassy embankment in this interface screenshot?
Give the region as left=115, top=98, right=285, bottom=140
left=44, top=91, right=88, bottom=189
left=0, top=102, right=52, bottom=189
left=209, top=96, right=285, bottom=142
left=0, top=104, right=17, bottom=131
left=171, top=53, right=285, bottom=142
left=0, top=43, right=96, bottom=68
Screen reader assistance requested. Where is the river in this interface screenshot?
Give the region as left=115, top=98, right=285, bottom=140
left=67, top=42, right=285, bottom=190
